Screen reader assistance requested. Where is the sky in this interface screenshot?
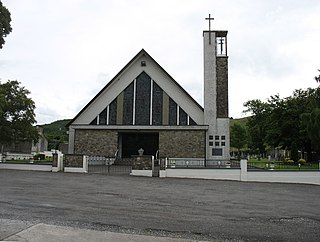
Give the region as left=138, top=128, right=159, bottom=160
left=1, top=0, right=320, bottom=125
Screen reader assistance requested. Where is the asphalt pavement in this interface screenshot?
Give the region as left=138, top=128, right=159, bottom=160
left=0, top=170, right=320, bottom=241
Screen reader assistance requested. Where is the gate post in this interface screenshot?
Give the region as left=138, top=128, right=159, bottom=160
left=159, top=158, right=167, bottom=178
left=240, top=159, right=248, bottom=181
left=83, top=155, right=88, bottom=173
left=52, top=151, right=63, bottom=172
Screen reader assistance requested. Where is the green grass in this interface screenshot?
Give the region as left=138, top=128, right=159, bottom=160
left=248, top=159, right=319, bottom=170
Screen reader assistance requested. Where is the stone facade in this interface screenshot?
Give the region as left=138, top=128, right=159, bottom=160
left=131, top=156, right=152, bottom=170
left=74, top=129, right=118, bottom=157
left=64, top=154, right=84, bottom=168
left=216, top=57, right=228, bottom=118
left=73, top=129, right=205, bottom=158
left=159, top=130, right=205, bottom=158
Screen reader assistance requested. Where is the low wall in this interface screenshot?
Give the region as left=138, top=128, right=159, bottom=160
left=0, top=163, right=52, bottom=172
left=247, top=171, right=320, bottom=185
left=130, top=170, right=152, bottom=177
left=131, top=156, right=152, bottom=170
left=165, top=168, right=241, bottom=181
left=161, top=159, right=320, bottom=185
left=64, top=154, right=88, bottom=173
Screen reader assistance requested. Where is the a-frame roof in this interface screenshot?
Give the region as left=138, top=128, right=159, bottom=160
left=67, top=49, right=204, bottom=127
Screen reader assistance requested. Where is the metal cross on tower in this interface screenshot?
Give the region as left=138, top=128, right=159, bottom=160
left=218, top=37, right=224, bottom=55
left=205, top=14, right=214, bottom=44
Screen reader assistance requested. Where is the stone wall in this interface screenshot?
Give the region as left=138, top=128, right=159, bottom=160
left=216, top=57, right=228, bottom=118
left=74, top=129, right=118, bottom=156
left=64, top=154, right=83, bottom=168
left=159, top=130, right=205, bottom=158
left=132, top=156, right=152, bottom=170
left=74, top=129, right=205, bottom=158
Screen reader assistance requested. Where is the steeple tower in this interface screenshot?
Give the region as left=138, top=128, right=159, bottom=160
left=203, top=15, right=230, bottom=161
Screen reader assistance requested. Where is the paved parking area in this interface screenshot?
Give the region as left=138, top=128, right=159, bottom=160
left=0, top=170, right=320, bottom=241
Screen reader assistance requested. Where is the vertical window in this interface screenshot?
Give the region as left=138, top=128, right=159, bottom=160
left=169, top=98, right=177, bottom=125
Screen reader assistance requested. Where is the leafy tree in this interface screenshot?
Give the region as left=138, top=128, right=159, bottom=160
left=0, top=80, right=38, bottom=145
left=308, top=108, right=320, bottom=150
left=315, top=70, right=320, bottom=83
left=0, top=1, right=12, bottom=49
left=243, top=70, right=320, bottom=161
left=301, top=108, right=320, bottom=154
left=230, top=123, right=248, bottom=160
left=243, top=99, right=270, bottom=155
left=268, top=90, right=314, bottom=151
left=290, top=142, right=299, bottom=162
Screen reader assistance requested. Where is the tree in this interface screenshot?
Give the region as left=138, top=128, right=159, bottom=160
left=230, top=123, right=248, bottom=160
left=0, top=1, right=12, bottom=49
left=243, top=99, right=270, bottom=155
left=0, top=80, right=38, bottom=146
left=243, top=70, right=320, bottom=161
left=315, top=69, right=320, bottom=83
left=301, top=108, right=320, bottom=154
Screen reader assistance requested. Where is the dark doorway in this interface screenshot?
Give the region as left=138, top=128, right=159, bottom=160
left=121, top=132, right=159, bottom=158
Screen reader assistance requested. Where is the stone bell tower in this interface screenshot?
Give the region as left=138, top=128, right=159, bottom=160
left=203, top=15, right=230, bottom=161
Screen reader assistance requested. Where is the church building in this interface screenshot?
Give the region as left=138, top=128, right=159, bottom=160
left=67, top=22, right=230, bottom=162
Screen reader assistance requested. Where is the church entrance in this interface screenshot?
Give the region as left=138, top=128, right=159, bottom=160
left=119, top=132, right=159, bottom=158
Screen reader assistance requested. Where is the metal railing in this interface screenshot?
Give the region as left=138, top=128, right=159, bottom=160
left=247, top=161, right=320, bottom=171
left=87, top=156, right=132, bottom=174
left=166, top=158, right=240, bottom=169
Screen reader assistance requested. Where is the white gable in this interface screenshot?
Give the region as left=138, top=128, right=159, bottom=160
left=70, top=50, right=204, bottom=125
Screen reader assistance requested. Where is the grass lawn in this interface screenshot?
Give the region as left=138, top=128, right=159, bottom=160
left=248, top=159, right=319, bottom=170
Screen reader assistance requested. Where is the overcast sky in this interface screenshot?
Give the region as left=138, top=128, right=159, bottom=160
left=1, top=0, right=320, bottom=124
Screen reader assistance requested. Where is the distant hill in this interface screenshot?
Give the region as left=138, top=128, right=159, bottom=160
left=230, top=116, right=249, bottom=126
left=42, top=119, right=71, bottom=150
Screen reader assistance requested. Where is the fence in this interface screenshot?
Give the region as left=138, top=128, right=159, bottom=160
left=0, top=154, right=53, bottom=172
left=167, top=158, right=240, bottom=169
left=1, top=155, right=319, bottom=185
left=161, top=159, right=320, bottom=185
left=248, top=161, right=320, bottom=171
left=88, top=156, right=132, bottom=174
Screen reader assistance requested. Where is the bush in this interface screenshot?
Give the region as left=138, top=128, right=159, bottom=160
left=284, top=158, right=294, bottom=164
left=284, top=157, right=294, bottom=164
left=298, top=158, right=306, bottom=164
left=33, top=153, right=45, bottom=160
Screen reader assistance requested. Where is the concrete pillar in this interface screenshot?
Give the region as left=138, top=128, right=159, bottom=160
left=52, top=152, right=64, bottom=172
left=57, top=152, right=64, bottom=171
left=240, top=159, right=248, bottom=181
left=83, top=155, right=88, bottom=173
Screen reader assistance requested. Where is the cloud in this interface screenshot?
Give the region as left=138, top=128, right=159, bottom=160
left=1, top=0, right=320, bottom=123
